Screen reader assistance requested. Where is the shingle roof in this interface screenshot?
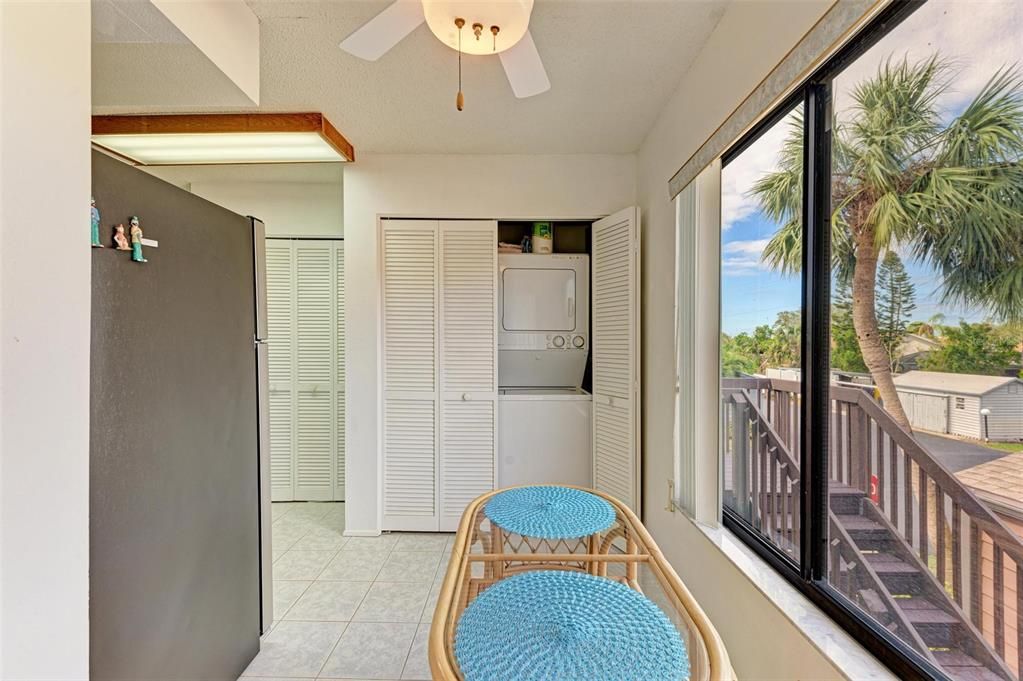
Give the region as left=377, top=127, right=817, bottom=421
left=893, top=371, right=1021, bottom=396
left=958, top=455, right=1023, bottom=515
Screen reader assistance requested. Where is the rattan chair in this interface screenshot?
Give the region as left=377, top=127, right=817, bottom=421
left=429, top=486, right=735, bottom=681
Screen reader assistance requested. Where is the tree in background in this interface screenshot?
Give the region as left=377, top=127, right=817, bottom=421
left=876, top=252, right=917, bottom=372
left=720, top=311, right=802, bottom=376
left=765, top=310, right=801, bottom=370
left=752, top=57, right=1023, bottom=430
left=721, top=328, right=770, bottom=377
left=721, top=334, right=759, bottom=377
left=994, top=320, right=1023, bottom=372
left=832, top=280, right=867, bottom=372
left=920, top=321, right=1017, bottom=375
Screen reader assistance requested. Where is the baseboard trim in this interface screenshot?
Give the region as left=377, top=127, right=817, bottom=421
left=343, top=529, right=382, bottom=537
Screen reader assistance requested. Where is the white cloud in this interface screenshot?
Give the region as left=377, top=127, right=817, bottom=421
left=833, top=1, right=1023, bottom=123
left=722, top=238, right=771, bottom=275
left=723, top=238, right=770, bottom=256
left=721, top=109, right=800, bottom=230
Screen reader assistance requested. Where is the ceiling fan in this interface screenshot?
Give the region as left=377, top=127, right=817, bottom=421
left=339, top=0, right=550, bottom=110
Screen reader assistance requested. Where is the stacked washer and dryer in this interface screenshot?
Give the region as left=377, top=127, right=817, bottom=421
left=497, top=253, right=592, bottom=488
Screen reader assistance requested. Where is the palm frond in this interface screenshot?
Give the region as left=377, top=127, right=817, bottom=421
left=940, top=65, right=1023, bottom=166
left=830, top=121, right=857, bottom=179
left=941, top=253, right=1023, bottom=323
left=831, top=219, right=857, bottom=286
left=761, top=217, right=802, bottom=274
left=748, top=110, right=804, bottom=224
left=759, top=212, right=856, bottom=281
left=845, top=55, right=949, bottom=194
left=865, top=191, right=914, bottom=246
left=915, top=161, right=1023, bottom=323
left=911, top=164, right=1023, bottom=215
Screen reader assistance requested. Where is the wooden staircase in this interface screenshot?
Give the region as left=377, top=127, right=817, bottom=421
left=830, top=481, right=1014, bottom=681
left=723, top=377, right=1023, bottom=681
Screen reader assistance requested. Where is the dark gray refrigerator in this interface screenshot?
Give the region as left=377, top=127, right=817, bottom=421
left=90, top=150, right=270, bottom=680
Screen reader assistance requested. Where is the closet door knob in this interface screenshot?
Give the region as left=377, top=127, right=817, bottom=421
left=462, top=393, right=472, bottom=401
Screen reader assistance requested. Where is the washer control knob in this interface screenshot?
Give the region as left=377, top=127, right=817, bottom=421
left=552, top=335, right=566, bottom=348
left=572, top=335, right=585, bottom=348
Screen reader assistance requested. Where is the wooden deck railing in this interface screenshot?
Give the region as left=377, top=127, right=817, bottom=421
left=723, top=378, right=933, bottom=653
left=722, top=377, right=1023, bottom=679
left=721, top=384, right=800, bottom=558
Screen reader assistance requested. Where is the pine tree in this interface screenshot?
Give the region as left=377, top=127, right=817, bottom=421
left=876, top=252, right=916, bottom=373
left=832, top=279, right=866, bottom=372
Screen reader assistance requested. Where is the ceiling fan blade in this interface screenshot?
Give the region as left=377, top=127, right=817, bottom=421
left=339, top=0, right=425, bottom=61
left=499, top=30, right=550, bottom=99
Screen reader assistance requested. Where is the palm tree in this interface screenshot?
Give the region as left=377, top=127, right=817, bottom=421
left=752, top=57, right=1023, bottom=430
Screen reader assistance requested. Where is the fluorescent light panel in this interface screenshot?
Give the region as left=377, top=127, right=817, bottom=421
left=93, top=132, right=346, bottom=165
left=91, top=113, right=354, bottom=165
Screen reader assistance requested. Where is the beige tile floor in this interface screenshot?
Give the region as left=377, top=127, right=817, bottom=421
left=241, top=502, right=454, bottom=681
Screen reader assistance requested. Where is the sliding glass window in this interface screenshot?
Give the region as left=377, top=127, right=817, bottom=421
left=719, top=2, right=1023, bottom=679
left=720, top=99, right=804, bottom=564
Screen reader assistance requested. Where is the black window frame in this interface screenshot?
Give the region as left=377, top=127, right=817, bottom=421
left=718, top=2, right=950, bottom=679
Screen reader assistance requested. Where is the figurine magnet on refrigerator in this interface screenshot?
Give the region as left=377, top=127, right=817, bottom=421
left=113, top=223, right=130, bottom=251
left=129, top=216, right=147, bottom=263
left=91, top=197, right=104, bottom=247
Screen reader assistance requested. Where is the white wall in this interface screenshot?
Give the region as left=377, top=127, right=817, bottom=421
left=0, top=3, right=91, bottom=678
left=635, top=1, right=881, bottom=678
left=343, top=153, right=636, bottom=533
left=188, top=181, right=342, bottom=237
left=978, top=386, right=1023, bottom=441
left=150, top=0, right=260, bottom=104
left=144, top=164, right=344, bottom=237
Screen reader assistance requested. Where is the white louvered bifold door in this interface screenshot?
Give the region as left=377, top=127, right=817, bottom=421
left=592, top=207, right=642, bottom=513
left=294, top=243, right=337, bottom=500
left=382, top=220, right=440, bottom=531
left=335, top=242, right=346, bottom=501
left=266, top=239, right=345, bottom=502
left=438, top=221, right=498, bottom=532
left=267, top=240, right=296, bottom=501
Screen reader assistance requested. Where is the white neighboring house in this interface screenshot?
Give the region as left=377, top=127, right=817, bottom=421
left=893, top=371, right=1023, bottom=441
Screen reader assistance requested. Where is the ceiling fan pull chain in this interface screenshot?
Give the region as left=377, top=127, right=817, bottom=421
left=455, top=17, right=465, bottom=111
left=491, top=25, right=499, bottom=52
left=473, top=22, right=483, bottom=41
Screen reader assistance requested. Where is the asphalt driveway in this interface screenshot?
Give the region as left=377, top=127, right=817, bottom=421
left=914, top=432, right=1009, bottom=473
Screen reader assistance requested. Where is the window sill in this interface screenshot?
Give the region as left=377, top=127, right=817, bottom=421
left=687, top=515, right=897, bottom=681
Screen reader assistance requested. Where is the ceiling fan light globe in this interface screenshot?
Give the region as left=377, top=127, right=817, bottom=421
left=423, top=0, right=533, bottom=55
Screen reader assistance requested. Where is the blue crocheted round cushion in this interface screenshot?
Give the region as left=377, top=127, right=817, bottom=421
left=455, top=570, right=689, bottom=681
left=484, top=486, right=616, bottom=539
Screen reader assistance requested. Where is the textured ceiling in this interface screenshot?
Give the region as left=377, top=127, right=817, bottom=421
left=92, top=0, right=189, bottom=44
left=93, top=0, right=728, bottom=154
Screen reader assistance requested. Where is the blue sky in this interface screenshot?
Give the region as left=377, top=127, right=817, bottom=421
left=720, top=0, right=1022, bottom=337
left=720, top=211, right=801, bottom=336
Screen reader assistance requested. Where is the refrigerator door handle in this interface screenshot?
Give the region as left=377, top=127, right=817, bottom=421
left=255, top=338, right=273, bottom=634
left=251, top=218, right=269, bottom=341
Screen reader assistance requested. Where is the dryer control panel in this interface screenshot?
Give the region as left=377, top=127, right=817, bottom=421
left=546, top=334, right=587, bottom=350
